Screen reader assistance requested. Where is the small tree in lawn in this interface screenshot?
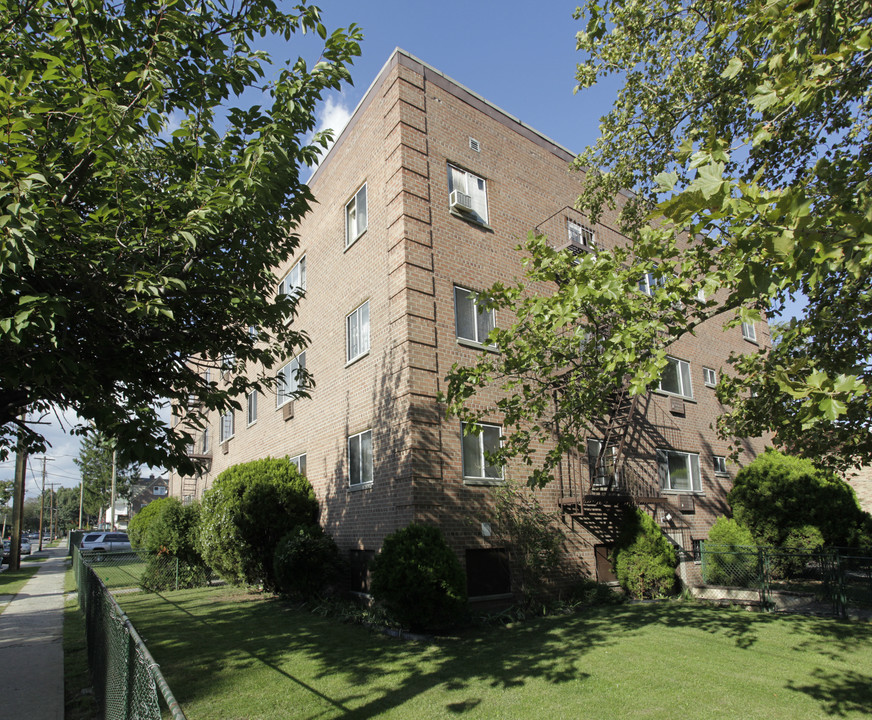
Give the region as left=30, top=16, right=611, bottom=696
left=611, top=508, right=677, bottom=599
left=199, top=457, right=317, bottom=591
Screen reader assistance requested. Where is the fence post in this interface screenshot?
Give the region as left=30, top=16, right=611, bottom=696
left=759, top=547, right=771, bottom=610
left=175, top=556, right=179, bottom=591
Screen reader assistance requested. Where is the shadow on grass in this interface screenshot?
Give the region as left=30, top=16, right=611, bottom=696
left=119, top=590, right=872, bottom=719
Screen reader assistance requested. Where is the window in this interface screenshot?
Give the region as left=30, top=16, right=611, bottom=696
left=345, top=184, right=367, bottom=247
left=713, top=455, right=728, bottom=475
left=638, top=267, right=666, bottom=296
left=346, top=301, right=370, bottom=363
left=454, top=285, right=495, bottom=346
left=448, top=164, right=488, bottom=224
left=201, top=426, right=210, bottom=454
left=691, top=538, right=703, bottom=562
left=659, top=356, right=693, bottom=398
left=567, top=220, right=595, bottom=248
left=289, top=453, right=307, bottom=476
left=276, top=352, right=306, bottom=407
left=348, top=430, right=373, bottom=486
left=741, top=321, right=757, bottom=342
left=278, top=256, right=306, bottom=299
left=153, top=486, right=168, bottom=496
left=247, top=390, right=258, bottom=425
left=703, top=367, right=717, bottom=387
left=462, top=422, right=503, bottom=481
left=221, top=352, right=235, bottom=373
left=219, top=410, right=234, bottom=443
left=587, top=438, right=617, bottom=487
left=657, top=449, right=702, bottom=492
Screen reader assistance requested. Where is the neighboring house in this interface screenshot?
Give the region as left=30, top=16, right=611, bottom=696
left=102, top=499, right=129, bottom=531
left=129, top=475, right=170, bottom=517
left=168, top=49, right=769, bottom=596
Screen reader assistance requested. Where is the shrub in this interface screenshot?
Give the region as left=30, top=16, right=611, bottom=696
left=370, top=523, right=467, bottom=632
left=702, top=517, right=759, bottom=586
left=729, top=449, right=872, bottom=549
left=198, top=457, right=317, bottom=590
left=611, top=508, right=677, bottom=599
left=273, top=525, right=344, bottom=599
left=127, top=498, right=168, bottom=549
left=129, top=498, right=210, bottom=592
left=491, top=482, right=565, bottom=606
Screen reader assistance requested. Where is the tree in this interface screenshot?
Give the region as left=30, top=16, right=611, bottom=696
left=55, top=485, right=80, bottom=534
left=446, top=0, right=871, bottom=478
left=0, top=1, right=362, bottom=472
left=74, top=432, right=139, bottom=522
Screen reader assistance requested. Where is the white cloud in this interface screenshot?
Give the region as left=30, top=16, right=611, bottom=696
left=308, top=94, right=354, bottom=171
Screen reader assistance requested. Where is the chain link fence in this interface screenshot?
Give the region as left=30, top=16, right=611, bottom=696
left=688, top=544, right=872, bottom=617
left=74, top=547, right=190, bottom=720
left=76, top=546, right=216, bottom=593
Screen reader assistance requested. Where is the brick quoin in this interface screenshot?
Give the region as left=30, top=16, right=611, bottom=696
left=169, top=49, right=770, bottom=599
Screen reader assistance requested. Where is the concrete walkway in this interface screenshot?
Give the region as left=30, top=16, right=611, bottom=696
left=0, top=544, right=68, bottom=720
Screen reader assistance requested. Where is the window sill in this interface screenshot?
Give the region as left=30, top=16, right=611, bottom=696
left=661, top=490, right=704, bottom=496
left=449, top=208, right=493, bottom=231
left=348, top=481, right=373, bottom=492
left=344, top=229, right=367, bottom=253
left=714, top=471, right=731, bottom=478
left=653, top=390, right=696, bottom=403
left=463, top=477, right=506, bottom=487
left=345, top=349, right=371, bottom=368
left=456, top=337, right=499, bottom=354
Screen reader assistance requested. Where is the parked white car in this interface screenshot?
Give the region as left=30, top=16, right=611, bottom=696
left=79, top=532, right=132, bottom=557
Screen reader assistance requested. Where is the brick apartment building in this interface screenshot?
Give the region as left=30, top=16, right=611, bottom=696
left=168, top=49, right=769, bottom=596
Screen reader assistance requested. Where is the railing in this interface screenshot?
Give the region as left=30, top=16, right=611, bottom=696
left=74, top=548, right=189, bottom=720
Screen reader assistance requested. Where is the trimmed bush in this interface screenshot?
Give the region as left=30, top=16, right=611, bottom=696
left=611, top=508, right=677, bottom=599
left=273, top=525, right=344, bottom=599
left=129, top=497, right=210, bottom=592
left=702, top=516, right=759, bottom=586
left=127, top=498, right=168, bottom=549
left=199, top=457, right=317, bottom=591
left=370, top=523, right=467, bottom=632
left=729, top=449, right=872, bottom=549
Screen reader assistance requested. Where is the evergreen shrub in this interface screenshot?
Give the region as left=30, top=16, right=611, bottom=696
left=370, top=523, right=467, bottom=632
left=273, top=525, right=344, bottom=599
left=729, top=449, right=872, bottom=549
left=611, top=508, right=677, bottom=599
left=198, top=457, right=317, bottom=591
left=702, top=516, right=759, bottom=586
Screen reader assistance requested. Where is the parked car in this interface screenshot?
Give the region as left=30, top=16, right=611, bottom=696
left=79, top=532, right=132, bottom=559
left=19, top=538, right=31, bottom=555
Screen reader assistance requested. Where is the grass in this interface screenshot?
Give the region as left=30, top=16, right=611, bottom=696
left=0, top=564, right=40, bottom=599
left=115, top=586, right=872, bottom=720
left=64, top=595, right=99, bottom=720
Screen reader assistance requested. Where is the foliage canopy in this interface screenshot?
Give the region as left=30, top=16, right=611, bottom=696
left=0, top=0, right=361, bottom=471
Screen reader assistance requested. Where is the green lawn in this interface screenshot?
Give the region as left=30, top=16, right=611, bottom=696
left=116, top=587, right=872, bottom=720
left=0, top=564, right=40, bottom=599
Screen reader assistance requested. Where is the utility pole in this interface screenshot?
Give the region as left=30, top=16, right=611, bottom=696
left=110, top=446, right=117, bottom=531
left=46, top=482, right=58, bottom=540
left=78, top=479, right=84, bottom=529
left=10, top=413, right=27, bottom=570
left=37, top=456, right=54, bottom=551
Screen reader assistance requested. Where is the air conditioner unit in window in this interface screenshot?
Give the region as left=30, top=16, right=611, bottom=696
left=282, top=400, right=295, bottom=421
left=449, top=190, right=473, bottom=213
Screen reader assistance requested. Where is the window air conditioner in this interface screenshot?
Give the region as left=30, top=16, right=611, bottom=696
left=449, top=190, right=473, bottom=213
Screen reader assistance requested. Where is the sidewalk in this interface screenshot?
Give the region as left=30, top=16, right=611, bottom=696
left=0, top=544, right=68, bottom=720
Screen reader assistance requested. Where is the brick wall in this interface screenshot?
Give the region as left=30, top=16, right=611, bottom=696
left=169, top=49, right=771, bottom=591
